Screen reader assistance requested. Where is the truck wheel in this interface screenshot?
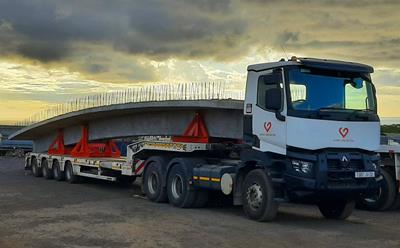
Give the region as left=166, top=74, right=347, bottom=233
left=31, top=158, right=42, bottom=177
left=318, top=200, right=355, bottom=219
left=143, top=157, right=168, bottom=203
left=357, top=169, right=396, bottom=211
left=53, top=160, right=65, bottom=181
left=65, top=162, right=79, bottom=184
left=242, top=169, right=278, bottom=222
left=41, top=159, right=53, bottom=180
left=167, top=162, right=197, bottom=208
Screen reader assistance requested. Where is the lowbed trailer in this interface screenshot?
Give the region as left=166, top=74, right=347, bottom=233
left=23, top=57, right=383, bottom=221
left=358, top=139, right=400, bottom=210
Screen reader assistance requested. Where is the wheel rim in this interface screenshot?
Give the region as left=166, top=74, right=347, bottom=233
left=246, top=183, right=263, bottom=211
left=42, top=165, right=47, bottom=176
left=148, top=172, right=158, bottom=195
left=53, top=166, right=59, bottom=178
left=171, top=174, right=184, bottom=199
left=66, top=166, right=71, bottom=180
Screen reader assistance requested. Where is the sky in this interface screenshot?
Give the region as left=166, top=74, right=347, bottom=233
left=0, top=0, right=399, bottom=124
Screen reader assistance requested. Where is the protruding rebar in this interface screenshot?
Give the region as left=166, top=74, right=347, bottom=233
left=15, top=82, right=244, bottom=126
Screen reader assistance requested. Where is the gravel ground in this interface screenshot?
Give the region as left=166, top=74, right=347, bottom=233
left=0, top=156, right=399, bottom=248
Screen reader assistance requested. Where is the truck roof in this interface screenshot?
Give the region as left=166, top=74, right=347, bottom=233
left=247, top=57, right=374, bottom=73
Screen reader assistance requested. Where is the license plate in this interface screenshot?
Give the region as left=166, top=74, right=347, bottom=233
left=355, top=171, right=375, bottom=178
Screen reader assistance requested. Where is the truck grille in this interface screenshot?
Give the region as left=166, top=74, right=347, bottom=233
left=327, top=159, right=364, bottom=182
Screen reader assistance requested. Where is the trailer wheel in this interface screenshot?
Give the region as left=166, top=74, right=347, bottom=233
left=242, top=169, right=278, bottom=222
left=31, top=158, right=42, bottom=177
left=53, top=160, right=65, bottom=181
left=143, top=157, right=168, bottom=203
left=65, top=161, right=79, bottom=184
left=318, top=200, right=355, bottom=220
left=357, top=169, right=396, bottom=211
left=167, top=161, right=197, bottom=208
left=41, top=159, right=53, bottom=180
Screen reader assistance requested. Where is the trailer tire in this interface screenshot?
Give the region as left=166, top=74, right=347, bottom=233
left=41, top=159, right=53, bottom=180
left=318, top=200, right=355, bottom=220
left=53, top=160, right=64, bottom=181
left=65, top=162, right=79, bottom=184
left=31, top=158, right=42, bottom=177
left=242, top=169, right=278, bottom=222
left=143, top=158, right=168, bottom=203
left=357, top=169, right=396, bottom=211
left=167, top=161, right=197, bottom=208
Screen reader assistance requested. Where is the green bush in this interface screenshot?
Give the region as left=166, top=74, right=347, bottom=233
left=381, top=124, right=400, bottom=134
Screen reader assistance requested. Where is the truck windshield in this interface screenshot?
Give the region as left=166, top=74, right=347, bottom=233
left=287, top=67, right=376, bottom=114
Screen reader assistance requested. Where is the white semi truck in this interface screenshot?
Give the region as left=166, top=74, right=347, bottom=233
left=24, top=57, right=382, bottom=221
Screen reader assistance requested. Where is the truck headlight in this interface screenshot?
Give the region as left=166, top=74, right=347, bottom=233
left=291, top=160, right=313, bottom=174
left=372, top=162, right=380, bottom=174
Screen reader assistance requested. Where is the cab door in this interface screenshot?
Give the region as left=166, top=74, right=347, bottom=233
left=251, top=68, right=287, bottom=155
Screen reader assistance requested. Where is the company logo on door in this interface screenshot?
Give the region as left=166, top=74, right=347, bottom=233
left=261, top=121, right=275, bottom=136
left=334, top=127, right=353, bottom=142
left=339, top=128, right=349, bottom=138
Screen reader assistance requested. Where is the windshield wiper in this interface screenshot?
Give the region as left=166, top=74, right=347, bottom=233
left=347, top=109, right=375, bottom=121
left=318, top=107, right=345, bottom=111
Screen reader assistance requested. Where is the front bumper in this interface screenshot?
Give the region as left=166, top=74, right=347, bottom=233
left=285, top=149, right=381, bottom=193
left=285, top=173, right=382, bottom=192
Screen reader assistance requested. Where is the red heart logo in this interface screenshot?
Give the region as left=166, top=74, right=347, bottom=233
left=339, top=127, right=349, bottom=138
left=264, top=122, right=272, bottom=133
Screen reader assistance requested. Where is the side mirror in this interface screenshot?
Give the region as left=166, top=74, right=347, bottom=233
left=265, top=88, right=282, bottom=110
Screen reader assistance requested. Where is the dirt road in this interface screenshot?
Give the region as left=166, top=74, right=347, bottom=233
left=0, top=157, right=399, bottom=248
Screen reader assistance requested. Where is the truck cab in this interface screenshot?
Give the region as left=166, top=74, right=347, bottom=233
left=241, top=57, right=381, bottom=219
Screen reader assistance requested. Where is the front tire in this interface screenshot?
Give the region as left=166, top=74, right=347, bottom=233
left=318, top=200, right=355, bottom=220
left=242, top=169, right=278, bottom=222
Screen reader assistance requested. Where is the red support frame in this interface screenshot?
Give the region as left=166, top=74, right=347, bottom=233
left=172, top=112, right=210, bottom=143
left=69, top=125, right=121, bottom=158
left=48, top=129, right=69, bottom=155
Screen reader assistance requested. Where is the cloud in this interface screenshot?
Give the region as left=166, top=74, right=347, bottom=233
left=0, top=0, right=399, bottom=122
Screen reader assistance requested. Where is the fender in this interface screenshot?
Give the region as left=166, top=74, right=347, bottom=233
left=240, top=148, right=274, bottom=168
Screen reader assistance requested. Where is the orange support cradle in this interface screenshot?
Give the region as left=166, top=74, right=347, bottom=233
left=172, top=112, right=210, bottom=143
left=68, top=126, right=121, bottom=158
left=48, top=130, right=69, bottom=155
left=48, top=126, right=121, bottom=158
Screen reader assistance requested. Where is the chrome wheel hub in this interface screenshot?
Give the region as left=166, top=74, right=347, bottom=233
left=246, top=183, right=263, bottom=211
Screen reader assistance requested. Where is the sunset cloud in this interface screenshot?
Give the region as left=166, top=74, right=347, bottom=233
left=0, top=0, right=399, bottom=123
